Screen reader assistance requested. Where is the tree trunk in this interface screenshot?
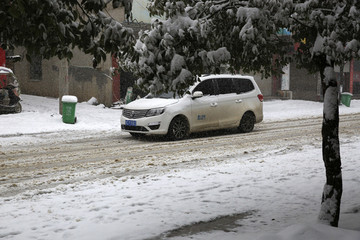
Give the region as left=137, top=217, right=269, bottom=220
left=58, top=59, right=69, bottom=114
left=318, top=65, right=343, bottom=227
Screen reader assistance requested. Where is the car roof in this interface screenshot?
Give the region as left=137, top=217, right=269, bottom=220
left=199, top=74, right=255, bottom=81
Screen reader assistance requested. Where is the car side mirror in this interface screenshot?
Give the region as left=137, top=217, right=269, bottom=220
left=192, top=91, right=203, bottom=99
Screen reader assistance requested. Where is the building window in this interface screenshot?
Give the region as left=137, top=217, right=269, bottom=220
left=30, top=54, right=42, bottom=81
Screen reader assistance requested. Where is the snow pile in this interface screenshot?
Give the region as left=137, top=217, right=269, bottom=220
left=87, top=97, right=99, bottom=105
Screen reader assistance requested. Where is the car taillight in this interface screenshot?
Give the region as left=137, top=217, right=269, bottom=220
left=257, top=94, right=264, bottom=102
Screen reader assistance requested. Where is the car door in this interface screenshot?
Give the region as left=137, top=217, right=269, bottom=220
left=190, top=79, right=219, bottom=132
left=232, top=77, right=256, bottom=111
left=215, top=78, right=241, bottom=128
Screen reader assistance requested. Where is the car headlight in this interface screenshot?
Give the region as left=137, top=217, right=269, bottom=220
left=145, top=108, right=165, bottom=117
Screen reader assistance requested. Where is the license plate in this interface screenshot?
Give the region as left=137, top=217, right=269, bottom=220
left=125, top=120, right=137, bottom=126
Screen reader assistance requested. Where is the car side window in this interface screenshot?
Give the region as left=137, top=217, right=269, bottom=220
left=216, top=78, right=234, bottom=94
left=193, top=79, right=215, bottom=96
left=233, top=78, right=255, bottom=94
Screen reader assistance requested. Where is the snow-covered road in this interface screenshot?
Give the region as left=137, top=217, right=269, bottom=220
left=0, top=95, right=360, bottom=240
left=1, top=113, right=359, bottom=199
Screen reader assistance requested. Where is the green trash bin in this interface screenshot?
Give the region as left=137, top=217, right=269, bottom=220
left=341, top=92, right=353, bottom=107
left=62, top=95, right=78, bottom=124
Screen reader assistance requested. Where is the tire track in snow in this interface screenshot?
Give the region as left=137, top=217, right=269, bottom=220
left=0, top=113, right=359, bottom=197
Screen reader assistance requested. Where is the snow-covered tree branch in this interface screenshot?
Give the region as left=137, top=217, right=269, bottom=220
left=121, top=0, right=292, bottom=95
left=0, top=0, right=135, bottom=63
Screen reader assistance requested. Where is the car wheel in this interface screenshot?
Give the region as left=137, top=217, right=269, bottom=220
left=238, top=112, right=255, bottom=133
left=14, top=102, right=22, bottom=113
left=167, top=116, right=189, bottom=141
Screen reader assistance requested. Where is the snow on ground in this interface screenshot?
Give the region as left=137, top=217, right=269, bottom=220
left=0, top=95, right=122, bottom=136
left=1, top=95, right=360, bottom=240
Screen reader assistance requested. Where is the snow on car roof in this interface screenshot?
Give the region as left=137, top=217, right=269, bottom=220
left=199, top=74, right=254, bottom=81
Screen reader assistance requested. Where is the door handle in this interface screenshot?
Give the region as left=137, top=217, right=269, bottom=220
left=210, top=102, right=218, bottom=107
left=235, top=99, right=242, bottom=103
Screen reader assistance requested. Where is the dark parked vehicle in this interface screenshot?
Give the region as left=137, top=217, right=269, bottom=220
left=0, top=67, right=22, bottom=114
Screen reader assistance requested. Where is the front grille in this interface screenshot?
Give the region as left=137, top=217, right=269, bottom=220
left=122, top=109, right=148, bottom=119
left=121, top=125, right=149, bottom=132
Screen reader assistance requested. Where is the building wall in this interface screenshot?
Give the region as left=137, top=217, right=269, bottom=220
left=66, top=46, right=114, bottom=106
left=289, top=63, right=321, bottom=101
left=238, top=69, right=272, bottom=97
left=351, top=60, right=360, bottom=96
left=14, top=48, right=60, bottom=98
left=68, top=65, right=113, bottom=106
left=252, top=74, right=272, bottom=97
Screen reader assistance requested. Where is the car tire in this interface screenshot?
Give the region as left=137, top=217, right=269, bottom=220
left=238, top=112, right=255, bottom=133
left=167, top=116, right=189, bottom=141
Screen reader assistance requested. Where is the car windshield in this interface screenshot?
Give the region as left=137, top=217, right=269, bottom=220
left=145, top=92, right=181, bottom=99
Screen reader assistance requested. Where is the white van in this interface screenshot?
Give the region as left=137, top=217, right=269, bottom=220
left=121, top=74, right=263, bottom=140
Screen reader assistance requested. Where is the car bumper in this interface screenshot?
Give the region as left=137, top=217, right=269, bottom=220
left=256, top=112, right=263, bottom=123
left=120, top=115, right=170, bottom=135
